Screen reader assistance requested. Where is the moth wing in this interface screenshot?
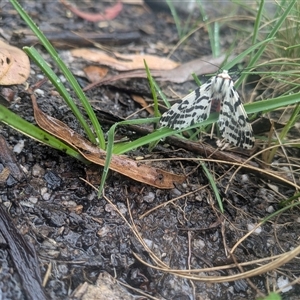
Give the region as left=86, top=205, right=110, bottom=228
left=218, top=83, right=254, bottom=149
left=160, top=81, right=213, bottom=130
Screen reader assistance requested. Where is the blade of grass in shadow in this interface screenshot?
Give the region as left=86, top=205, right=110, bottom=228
left=212, top=22, right=220, bottom=58
left=201, top=162, right=224, bottom=213
left=166, top=0, right=182, bottom=38
left=144, top=60, right=160, bottom=117
left=250, top=0, right=265, bottom=61
left=196, top=0, right=220, bottom=57
left=98, top=117, right=158, bottom=195
left=192, top=73, right=202, bottom=86
left=0, top=104, right=87, bottom=163
left=245, top=0, right=296, bottom=76
left=24, top=46, right=98, bottom=140
left=10, top=0, right=105, bottom=148
left=266, top=102, right=300, bottom=163
left=221, top=38, right=275, bottom=77
left=279, top=191, right=300, bottom=207
left=112, top=116, right=213, bottom=155
left=144, top=59, right=163, bottom=150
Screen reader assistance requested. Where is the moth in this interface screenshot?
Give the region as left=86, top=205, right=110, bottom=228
left=160, top=70, right=255, bottom=149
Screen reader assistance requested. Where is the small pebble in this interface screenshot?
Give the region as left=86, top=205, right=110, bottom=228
left=13, top=140, right=24, bottom=154
left=32, top=164, right=44, bottom=177
left=34, top=89, right=44, bottom=96
left=28, top=196, right=38, bottom=204
left=247, top=223, right=262, bottom=234
left=40, top=187, right=48, bottom=195
left=266, top=205, right=275, bottom=213
left=143, top=192, right=155, bottom=203
left=241, top=174, right=249, bottom=183
left=267, top=183, right=279, bottom=193
left=170, top=188, right=182, bottom=197
left=117, top=202, right=127, bottom=214
left=42, top=193, right=51, bottom=201
left=277, top=276, right=292, bottom=293
left=193, top=239, right=205, bottom=250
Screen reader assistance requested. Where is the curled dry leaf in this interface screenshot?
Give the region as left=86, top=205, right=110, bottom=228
left=30, top=93, right=185, bottom=189
left=0, top=40, right=30, bottom=85
left=71, top=49, right=179, bottom=71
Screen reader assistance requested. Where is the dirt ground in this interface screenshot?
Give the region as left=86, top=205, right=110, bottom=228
left=0, top=1, right=300, bottom=299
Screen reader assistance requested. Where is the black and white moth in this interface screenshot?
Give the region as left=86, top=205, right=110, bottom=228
left=160, top=70, right=255, bottom=149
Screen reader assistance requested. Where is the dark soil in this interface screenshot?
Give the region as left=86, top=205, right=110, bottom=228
left=0, top=1, right=300, bottom=300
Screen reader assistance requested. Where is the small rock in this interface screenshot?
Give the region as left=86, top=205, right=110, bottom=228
left=44, top=171, right=63, bottom=190
left=34, top=89, right=44, bottom=96
left=28, top=196, right=38, bottom=204
left=13, top=139, right=24, bottom=154
left=170, top=188, right=182, bottom=197
left=247, top=223, right=262, bottom=234
left=266, top=205, right=275, bottom=213
left=143, top=191, right=155, bottom=203
left=32, top=164, right=45, bottom=177
left=42, top=192, right=51, bottom=201
left=241, top=174, right=249, bottom=183
left=277, top=276, right=292, bottom=293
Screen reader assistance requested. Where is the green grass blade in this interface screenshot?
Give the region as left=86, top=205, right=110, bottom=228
left=98, top=123, right=115, bottom=196
left=222, top=38, right=274, bottom=75
left=152, top=78, right=172, bottom=109
left=0, top=104, right=86, bottom=162
left=245, top=92, right=300, bottom=114
left=201, top=162, right=224, bottom=213
left=196, top=0, right=219, bottom=57
left=212, top=22, right=220, bottom=58
left=10, top=0, right=105, bottom=148
left=257, top=292, right=281, bottom=300
left=144, top=60, right=160, bottom=117
left=250, top=0, right=265, bottom=58
left=98, top=117, right=158, bottom=195
left=24, top=46, right=96, bottom=141
left=166, top=0, right=182, bottom=38
left=266, top=102, right=300, bottom=163
left=247, top=0, right=296, bottom=70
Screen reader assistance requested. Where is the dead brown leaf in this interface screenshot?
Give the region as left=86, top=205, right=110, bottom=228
left=83, top=65, right=109, bottom=83
left=30, top=92, right=185, bottom=189
left=71, top=49, right=179, bottom=71
left=131, top=94, right=154, bottom=115
left=0, top=40, right=30, bottom=85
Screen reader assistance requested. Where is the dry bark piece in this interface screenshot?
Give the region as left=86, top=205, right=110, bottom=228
left=0, top=40, right=30, bottom=85
left=0, top=134, right=25, bottom=182
left=13, top=31, right=141, bottom=48
left=1, top=87, right=15, bottom=103
left=0, top=205, right=47, bottom=300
